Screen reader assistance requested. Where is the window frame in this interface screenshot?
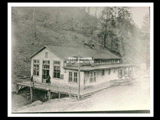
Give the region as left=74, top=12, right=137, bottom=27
left=69, top=72, right=72, bottom=82
left=108, top=69, right=111, bottom=75
left=53, top=61, right=61, bottom=78
left=90, top=71, right=96, bottom=82
left=73, top=72, right=78, bottom=83
left=102, top=69, right=105, bottom=76
left=68, top=71, right=78, bottom=83
left=33, top=59, right=39, bottom=76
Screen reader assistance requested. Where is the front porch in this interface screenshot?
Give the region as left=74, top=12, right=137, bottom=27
left=16, top=77, right=135, bottom=101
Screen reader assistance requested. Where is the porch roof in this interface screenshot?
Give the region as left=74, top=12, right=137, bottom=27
left=63, top=63, right=134, bottom=71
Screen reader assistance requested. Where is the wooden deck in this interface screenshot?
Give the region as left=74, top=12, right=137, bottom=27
left=16, top=78, right=135, bottom=101
left=16, top=81, right=77, bottom=96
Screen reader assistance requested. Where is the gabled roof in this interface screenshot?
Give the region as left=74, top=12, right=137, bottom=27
left=30, top=45, right=120, bottom=60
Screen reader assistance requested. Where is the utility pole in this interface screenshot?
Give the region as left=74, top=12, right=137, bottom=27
left=77, top=51, right=81, bottom=100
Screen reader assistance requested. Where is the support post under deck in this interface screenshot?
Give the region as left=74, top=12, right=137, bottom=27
left=30, top=86, right=33, bottom=102
left=16, top=84, right=19, bottom=94
left=58, top=92, right=60, bottom=99
left=48, top=90, right=51, bottom=100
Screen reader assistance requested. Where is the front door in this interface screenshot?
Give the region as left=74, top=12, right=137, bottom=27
left=42, top=60, right=50, bottom=83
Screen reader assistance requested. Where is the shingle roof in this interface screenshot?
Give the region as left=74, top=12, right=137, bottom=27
left=30, top=45, right=120, bottom=60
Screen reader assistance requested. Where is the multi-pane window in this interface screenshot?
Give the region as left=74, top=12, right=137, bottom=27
left=68, top=72, right=78, bottom=83
left=74, top=72, right=78, bottom=82
left=54, top=61, right=60, bottom=65
left=128, top=67, right=132, bottom=77
left=90, top=71, right=96, bottom=82
left=53, top=61, right=60, bottom=78
left=54, top=66, right=60, bottom=78
left=43, top=61, right=50, bottom=69
left=124, top=68, right=127, bottom=76
left=69, top=72, right=72, bottom=82
left=102, top=69, right=105, bottom=76
left=108, top=69, right=111, bottom=75
left=33, top=60, right=39, bottom=76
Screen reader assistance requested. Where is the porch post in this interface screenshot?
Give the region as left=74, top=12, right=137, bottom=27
left=78, top=54, right=81, bottom=100
left=69, top=87, right=71, bottom=98
left=30, top=86, right=33, bottom=102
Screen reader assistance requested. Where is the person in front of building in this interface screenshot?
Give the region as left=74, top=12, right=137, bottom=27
left=30, top=75, right=34, bottom=87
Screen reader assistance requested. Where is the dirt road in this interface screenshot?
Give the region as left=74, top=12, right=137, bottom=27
left=13, top=77, right=150, bottom=112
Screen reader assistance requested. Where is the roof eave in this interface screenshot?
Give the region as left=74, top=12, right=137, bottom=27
left=29, top=45, right=65, bottom=60
left=29, top=46, right=46, bottom=59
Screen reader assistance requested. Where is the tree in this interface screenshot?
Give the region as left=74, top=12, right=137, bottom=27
left=141, top=13, right=150, bottom=68
left=98, top=7, right=134, bottom=61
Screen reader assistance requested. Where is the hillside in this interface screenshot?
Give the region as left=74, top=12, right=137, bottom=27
left=11, top=7, right=147, bottom=78
left=12, top=7, right=99, bottom=77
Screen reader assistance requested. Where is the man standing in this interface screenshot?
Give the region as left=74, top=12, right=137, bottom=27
left=46, top=75, right=51, bottom=85
left=30, top=75, right=34, bottom=87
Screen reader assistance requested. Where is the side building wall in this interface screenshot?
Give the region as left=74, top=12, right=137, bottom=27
left=84, top=68, right=119, bottom=87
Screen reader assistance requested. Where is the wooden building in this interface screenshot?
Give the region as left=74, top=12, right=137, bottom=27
left=30, top=45, right=134, bottom=89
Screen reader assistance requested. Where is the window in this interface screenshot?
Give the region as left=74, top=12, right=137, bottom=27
left=54, top=61, right=60, bottom=65
left=74, top=72, right=78, bottom=82
left=43, top=60, right=50, bottom=69
left=69, top=72, right=72, bottom=82
left=45, top=52, right=48, bottom=58
left=118, top=69, right=123, bottom=78
left=102, top=69, right=105, bottom=76
left=68, top=72, right=77, bottom=83
left=43, top=60, right=50, bottom=65
left=54, top=66, right=60, bottom=78
left=53, top=61, right=60, bottom=78
left=108, top=69, right=111, bottom=74
left=90, top=71, right=96, bottom=82
left=124, top=68, right=127, bottom=76
left=33, top=60, right=39, bottom=76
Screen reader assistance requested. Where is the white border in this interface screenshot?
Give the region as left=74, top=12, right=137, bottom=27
left=8, top=2, right=152, bottom=7
left=8, top=2, right=154, bottom=117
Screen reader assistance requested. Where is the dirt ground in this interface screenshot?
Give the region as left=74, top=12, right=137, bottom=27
left=11, top=75, right=150, bottom=113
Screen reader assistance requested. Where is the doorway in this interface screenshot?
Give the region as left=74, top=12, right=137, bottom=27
left=42, top=60, right=50, bottom=83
